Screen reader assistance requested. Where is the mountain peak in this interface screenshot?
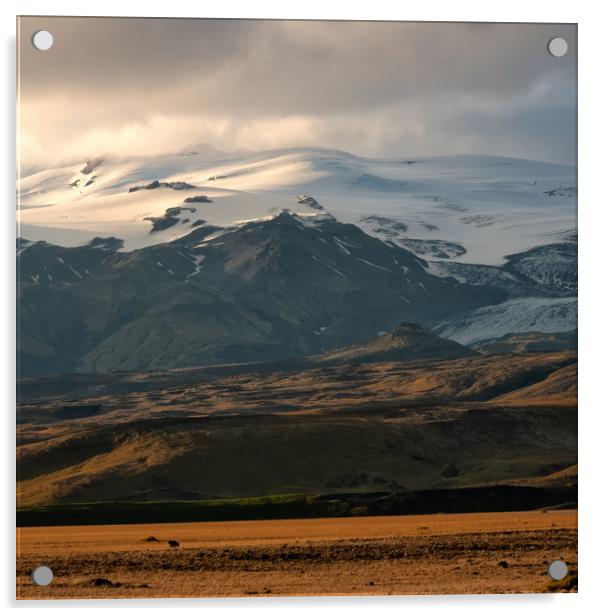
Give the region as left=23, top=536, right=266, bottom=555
left=391, top=322, right=424, bottom=337
left=317, top=322, right=477, bottom=365
left=254, top=209, right=333, bottom=229
left=271, top=209, right=297, bottom=223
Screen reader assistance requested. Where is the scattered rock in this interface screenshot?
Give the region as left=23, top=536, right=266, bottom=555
left=144, top=536, right=160, bottom=542
left=165, top=206, right=196, bottom=216
left=87, top=577, right=118, bottom=587
left=297, top=195, right=324, bottom=211
left=143, top=215, right=179, bottom=233
left=543, top=186, right=576, bottom=198
left=245, top=587, right=272, bottom=595
left=129, top=180, right=197, bottom=193
left=498, top=560, right=509, bottom=568
left=168, top=540, right=180, bottom=548
left=87, top=236, right=124, bottom=251
left=144, top=207, right=198, bottom=233
left=81, top=158, right=103, bottom=175
left=184, top=195, right=213, bottom=203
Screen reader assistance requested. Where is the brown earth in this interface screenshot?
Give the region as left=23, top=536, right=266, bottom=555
left=17, top=510, right=577, bottom=599
left=17, top=351, right=577, bottom=506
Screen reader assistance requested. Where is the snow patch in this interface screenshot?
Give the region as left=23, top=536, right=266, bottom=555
left=312, top=256, right=346, bottom=278
left=67, top=264, right=83, bottom=279
left=333, top=237, right=351, bottom=255
left=433, top=297, right=577, bottom=345
left=355, top=257, right=392, bottom=272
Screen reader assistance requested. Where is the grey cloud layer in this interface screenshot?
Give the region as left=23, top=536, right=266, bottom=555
left=18, top=17, right=576, bottom=167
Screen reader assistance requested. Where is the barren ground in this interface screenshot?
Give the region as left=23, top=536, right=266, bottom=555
left=17, top=510, right=577, bottom=599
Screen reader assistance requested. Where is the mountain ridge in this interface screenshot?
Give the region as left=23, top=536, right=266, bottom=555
left=17, top=213, right=504, bottom=376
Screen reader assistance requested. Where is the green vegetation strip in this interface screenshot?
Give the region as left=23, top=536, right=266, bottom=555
left=17, top=485, right=577, bottom=527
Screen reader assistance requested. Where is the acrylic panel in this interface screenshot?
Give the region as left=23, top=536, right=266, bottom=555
left=16, top=17, right=577, bottom=598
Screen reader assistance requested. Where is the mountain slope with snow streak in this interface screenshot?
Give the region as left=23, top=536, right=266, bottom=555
left=17, top=211, right=505, bottom=375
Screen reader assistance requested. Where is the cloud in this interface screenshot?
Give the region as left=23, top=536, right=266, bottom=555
left=17, top=17, right=577, bottom=169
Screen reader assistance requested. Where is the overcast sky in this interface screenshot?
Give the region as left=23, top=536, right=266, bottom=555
left=18, top=17, right=577, bottom=171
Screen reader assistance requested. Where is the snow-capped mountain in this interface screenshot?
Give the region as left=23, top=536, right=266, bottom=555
left=18, top=146, right=576, bottom=266
left=17, top=146, right=577, bottom=375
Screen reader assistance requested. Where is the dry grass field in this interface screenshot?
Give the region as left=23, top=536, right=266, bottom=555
left=17, top=510, right=577, bottom=599
left=17, top=352, right=577, bottom=507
